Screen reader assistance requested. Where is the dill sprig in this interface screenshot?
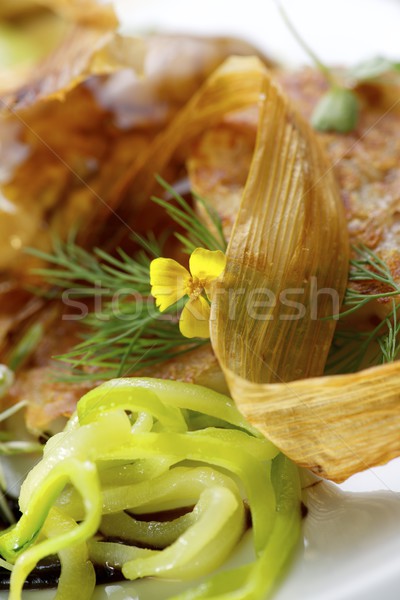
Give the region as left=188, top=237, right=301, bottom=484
left=54, top=297, right=204, bottom=381
left=27, top=229, right=159, bottom=297
left=327, top=245, right=400, bottom=373
left=25, top=177, right=226, bottom=381
left=340, top=245, right=400, bottom=318
left=153, top=175, right=227, bottom=254
left=378, top=299, right=400, bottom=363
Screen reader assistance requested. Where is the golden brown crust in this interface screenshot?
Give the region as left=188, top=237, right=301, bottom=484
left=278, top=69, right=400, bottom=309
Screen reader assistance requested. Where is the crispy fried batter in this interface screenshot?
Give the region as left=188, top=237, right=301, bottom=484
left=278, top=70, right=400, bottom=278
left=6, top=343, right=225, bottom=433
left=0, top=34, right=263, bottom=430
left=6, top=367, right=93, bottom=433
left=0, top=34, right=265, bottom=278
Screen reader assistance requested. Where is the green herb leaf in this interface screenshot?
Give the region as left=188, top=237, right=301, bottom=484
left=7, top=322, right=44, bottom=372
left=26, top=178, right=226, bottom=381
left=327, top=246, right=400, bottom=373
left=0, top=365, right=14, bottom=398
left=152, top=175, right=227, bottom=254
left=311, top=87, right=359, bottom=133
left=349, top=56, right=398, bottom=81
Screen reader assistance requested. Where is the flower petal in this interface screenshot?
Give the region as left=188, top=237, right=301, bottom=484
left=189, top=248, right=226, bottom=283
left=179, top=296, right=211, bottom=338
left=150, top=258, right=190, bottom=312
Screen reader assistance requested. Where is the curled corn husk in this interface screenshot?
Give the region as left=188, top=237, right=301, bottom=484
left=210, top=64, right=349, bottom=383
left=204, top=61, right=382, bottom=482
left=0, top=0, right=115, bottom=22
left=185, top=67, right=400, bottom=481
left=125, top=56, right=400, bottom=483
left=227, top=361, right=400, bottom=482
left=110, top=54, right=269, bottom=214
left=0, top=29, right=143, bottom=112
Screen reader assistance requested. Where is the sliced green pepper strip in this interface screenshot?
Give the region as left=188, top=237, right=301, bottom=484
left=78, top=386, right=187, bottom=432
left=99, top=433, right=275, bottom=552
left=19, top=411, right=132, bottom=512
left=122, top=485, right=245, bottom=581
left=81, top=378, right=261, bottom=436
left=170, top=455, right=302, bottom=600
left=131, top=411, right=154, bottom=433
left=64, top=466, right=239, bottom=521
left=43, top=508, right=96, bottom=600
left=100, top=510, right=194, bottom=549
left=190, top=428, right=277, bottom=461
left=98, top=456, right=175, bottom=487
left=100, top=466, right=242, bottom=549
left=88, top=540, right=153, bottom=568
left=6, top=458, right=101, bottom=600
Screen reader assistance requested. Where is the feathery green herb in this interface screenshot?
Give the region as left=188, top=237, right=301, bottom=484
left=153, top=175, right=226, bottom=254
left=277, top=2, right=400, bottom=134
left=26, top=177, right=226, bottom=381
left=327, top=246, right=400, bottom=373
left=340, top=245, right=400, bottom=317
left=276, top=0, right=359, bottom=133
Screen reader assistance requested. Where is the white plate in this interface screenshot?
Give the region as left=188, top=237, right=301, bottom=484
left=6, top=1, right=400, bottom=599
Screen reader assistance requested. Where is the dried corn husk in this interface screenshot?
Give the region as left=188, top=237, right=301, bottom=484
left=0, top=30, right=144, bottom=111
left=202, top=62, right=388, bottom=482
left=227, top=362, right=400, bottom=482
left=185, top=69, right=400, bottom=482
left=35, top=0, right=117, bottom=27
left=203, top=59, right=400, bottom=483
left=109, top=54, right=269, bottom=216
left=210, top=66, right=349, bottom=382
left=120, top=56, right=400, bottom=484
left=0, top=1, right=121, bottom=105
left=0, top=0, right=115, bottom=22
left=0, top=42, right=267, bottom=277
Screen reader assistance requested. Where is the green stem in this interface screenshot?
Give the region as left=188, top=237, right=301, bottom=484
left=276, top=0, right=339, bottom=86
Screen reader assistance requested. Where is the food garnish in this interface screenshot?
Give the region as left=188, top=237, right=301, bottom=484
left=277, top=0, right=400, bottom=133
left=150, top=247, right=226, bottom=339
left=310, top=87, right=359, bottom=133
left=276, top=0, right=360, bottom=132
left=26, top=179, right=226, bottom=379
left=0, top=379, right=301, bottom=600
left=328, top=245, right=400, bottom=373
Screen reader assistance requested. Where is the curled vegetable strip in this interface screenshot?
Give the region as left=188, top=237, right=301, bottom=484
left=0, top=378, right=301, bottom=600
left=77, top=378, right=257, bottom=434
left=98, top=431, right=276, bottom=551
left=172, top=455, right=301, bottom=600
left=122, top=486, right=244, bottom=581
left=42, top=508, right=96, bottom=600
left=5, top=459, right=101, bottom=600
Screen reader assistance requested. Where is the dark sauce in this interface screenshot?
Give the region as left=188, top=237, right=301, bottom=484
left=0, top=557, right=60, bottom=590
left=300, top=501, right=309, bottom=519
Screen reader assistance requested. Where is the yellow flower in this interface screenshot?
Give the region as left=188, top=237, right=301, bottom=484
left=150, top=247, right=226, bottom=339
